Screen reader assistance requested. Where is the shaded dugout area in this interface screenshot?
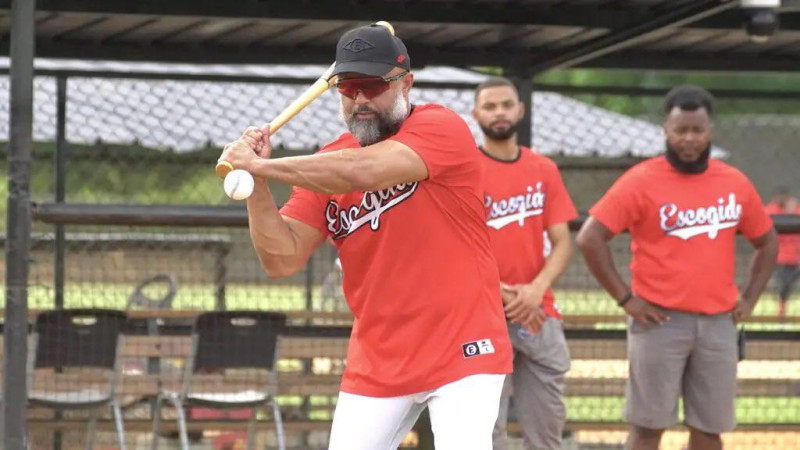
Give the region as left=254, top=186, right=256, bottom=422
left=3, top=1, right=800, bottom=449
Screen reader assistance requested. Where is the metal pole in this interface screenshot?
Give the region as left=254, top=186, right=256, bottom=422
left=215, top=245, right=229, bottom=310
left=508, top=71, right=533, bottom=148
left=4, top=0, right=36, bottom=449
left=54, top=76, right=67, bottom=309
left=300, top=256, right=315, bottom=433
left=305, top=255, right=314, bottom=310
left=51, top=73, right=67, bottom=450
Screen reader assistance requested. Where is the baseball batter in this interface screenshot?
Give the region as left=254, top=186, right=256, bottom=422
left=218, top=24, right=512, bottom=449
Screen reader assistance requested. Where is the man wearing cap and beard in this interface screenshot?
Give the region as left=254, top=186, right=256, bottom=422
left=577, top=85, right=777, bottom=450
left=340, top=80, right=410, bottom=146
left=219, top=24, right=512, bottom=450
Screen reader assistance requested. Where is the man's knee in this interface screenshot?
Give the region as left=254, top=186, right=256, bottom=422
left=688, top=426, right=721, bottom=440
left=492, top=423, right=507, bottom=450
left=633, top=425, right=664, bottom=437
left=687, top=426, right=722, bottom=450
left=492, top=419, right=506, bottom=438
left=626, top=425, right=665, bottom=450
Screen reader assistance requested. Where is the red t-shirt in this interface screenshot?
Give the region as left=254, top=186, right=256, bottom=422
left=589, top=156, right=773, bottom=314
left=481, top=147, right=578, bottom=319
left=280, top=104, right=512, bottom=397
left=765, top=202, right=800, bottom=265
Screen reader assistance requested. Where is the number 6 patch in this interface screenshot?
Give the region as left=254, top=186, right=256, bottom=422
left=462, top=339, right=495, bottom=359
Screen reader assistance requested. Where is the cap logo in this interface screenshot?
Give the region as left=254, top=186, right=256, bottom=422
left=396, top=55, right=406, bottom=63
left=343, top=38, right=374, bottom=53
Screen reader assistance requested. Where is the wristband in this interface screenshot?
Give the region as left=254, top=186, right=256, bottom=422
left=617, top=292, right=633, bottom=307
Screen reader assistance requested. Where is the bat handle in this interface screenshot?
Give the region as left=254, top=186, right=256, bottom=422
left=216, top=122, right=271, bottom=179
left=215, top=161, right=234, bottom=179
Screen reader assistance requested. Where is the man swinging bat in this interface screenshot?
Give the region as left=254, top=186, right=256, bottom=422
left=218, top=24, right=512, bottom=450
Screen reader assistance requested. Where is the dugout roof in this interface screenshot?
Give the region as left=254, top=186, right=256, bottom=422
left=0, top=0, right=799, bottom=73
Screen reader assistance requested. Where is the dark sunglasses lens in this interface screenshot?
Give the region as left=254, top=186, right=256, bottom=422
left=337, top=79, right=390, bottom=99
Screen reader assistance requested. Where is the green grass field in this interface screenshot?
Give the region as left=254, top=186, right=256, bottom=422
left=295, top=396, right=800, bottom=424
left=564, top=397, right=800, bottom=424
left=6, top=283, right=799, bottom=330
left=7, top=282, right=799, bottom=313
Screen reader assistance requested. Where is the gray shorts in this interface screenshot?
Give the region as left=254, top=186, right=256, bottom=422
left=775, top=264, right=799, bottom=300
left=493, top=318, right=571, bottom=450
left=625, top=309, right=737, bottom=434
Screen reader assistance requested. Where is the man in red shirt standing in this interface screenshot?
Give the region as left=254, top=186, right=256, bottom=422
left=219, top=24, right=512, bottom=449
left=472, top=77, right=577, bottom=450
left=577, top=85, right=777, bottom=450
left=765, top=187, right=800, bottom=317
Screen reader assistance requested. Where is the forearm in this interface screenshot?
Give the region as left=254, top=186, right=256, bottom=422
left=741, top=231, right=779, bottom=304
left=531, top=240, right=573, bottom=289
left=246, top=180, right=307, bottom=277
left=247, top=149, right=375, bottom=195
left=578, top=235, right=630, bottom=302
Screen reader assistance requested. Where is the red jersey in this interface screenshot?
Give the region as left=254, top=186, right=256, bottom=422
left=481, top=147, right=578, bottom=318
left=765, top=202, right=800, bottom=265
left=589, top=156, right=773, bottom=314
left=280, top=104, right=512, bottom=397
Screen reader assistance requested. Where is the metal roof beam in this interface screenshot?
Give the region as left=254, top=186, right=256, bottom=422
left=692, top=9, right=800, bottom=30
left=7, top=38, right=799, bottom=72
left=10, top=1, right=799, bottom=32
left=0, top=39, right=546, bottom=67
left=579, top=50, right=800, bottom=72
left=6, top=0, right=661, bottom=29
left=526, top=0, right=739, bottom=74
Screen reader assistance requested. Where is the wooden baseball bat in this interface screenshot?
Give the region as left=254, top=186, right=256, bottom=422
left=215, top=62, right=336, bottom=178
left=216, top=21, right=396, bottom=179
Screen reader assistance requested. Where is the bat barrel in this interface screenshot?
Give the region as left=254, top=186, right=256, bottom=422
left=374, top=21, right=395, bottom=36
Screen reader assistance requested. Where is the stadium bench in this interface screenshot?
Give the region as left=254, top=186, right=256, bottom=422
left=1, top=310, right=798, bottom=440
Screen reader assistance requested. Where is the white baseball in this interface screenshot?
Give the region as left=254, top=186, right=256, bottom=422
left=223, top=169, right=255, bottom=200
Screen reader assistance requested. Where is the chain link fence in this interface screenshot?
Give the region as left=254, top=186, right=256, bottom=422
left=2, top=63, right=800, bottom=449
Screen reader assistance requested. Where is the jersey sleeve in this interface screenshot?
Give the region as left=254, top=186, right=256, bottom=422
left=389, top=106, right=477, bottom=185
left=542, top=161, right=578, bottom=227
left=737, top=178, right=773, bottom=240
left=588, top=169, right=644, bottom=234
left=279, top=186, right=331, bottom=236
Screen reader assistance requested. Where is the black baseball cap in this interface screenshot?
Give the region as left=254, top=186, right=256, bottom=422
left=331, top=24, right=411, bottom=78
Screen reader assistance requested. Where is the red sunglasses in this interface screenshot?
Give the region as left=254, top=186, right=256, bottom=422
left=335, top=72, right=408, bottom=100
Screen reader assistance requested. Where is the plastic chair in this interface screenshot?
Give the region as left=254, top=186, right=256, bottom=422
left=27, top=309, right=128, bottom=450
left=127, top=274, right=178, bottom=310
left=151, top=311, right=287, bottom=450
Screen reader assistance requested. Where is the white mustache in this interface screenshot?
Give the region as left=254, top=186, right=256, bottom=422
left=352, top=107, right=378, bottom=116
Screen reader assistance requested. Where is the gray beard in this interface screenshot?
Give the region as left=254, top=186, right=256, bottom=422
left=340, top=94, right=410, bottom=146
